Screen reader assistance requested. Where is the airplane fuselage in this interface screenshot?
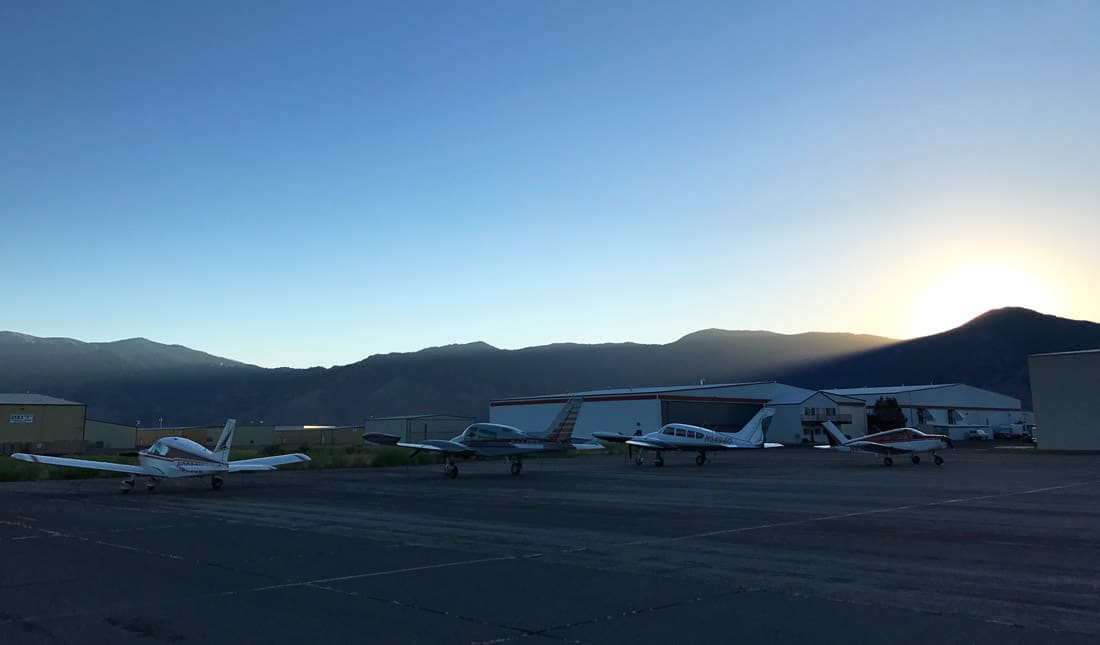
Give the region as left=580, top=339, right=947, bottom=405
left=137, top=437, right=229, bottom=478
left=447, top=423, right=579, bottom=458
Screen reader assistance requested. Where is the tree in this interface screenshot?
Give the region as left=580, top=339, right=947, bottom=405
left=868, top=396, right=908, bottom=432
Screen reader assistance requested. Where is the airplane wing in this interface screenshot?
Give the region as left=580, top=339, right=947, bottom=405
left=625, top=439, right=676, bottom=451
left=397, top=440, right=476, bottom=456
left=227, top=453, right=311, bottom=472
left=11, top=453, right=151, bottom=475
left=845, top=441, right=911, bottom=455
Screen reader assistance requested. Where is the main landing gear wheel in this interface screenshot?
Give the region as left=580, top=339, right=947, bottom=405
left=211, top=476, right=224, bottom=490
left=444, top=462, right=459, bottom=479
left=934, top=454, right=944, bottom=466
left=510, top=458, right=523, bottom=476
left=634, top=455, right=644, bottom=466
left=146, top=478, right=160, bottom=492
left=120, top=478, right=135, bottom=494
left=883, top=457, right=893, bottom=467
left=654, top=454, right=664, bottom=468
left=696, top=454, right=707, bottom=466
left=911, top=455, right=921, bottom=465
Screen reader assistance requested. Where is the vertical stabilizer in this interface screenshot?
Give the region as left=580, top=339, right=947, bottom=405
left=212, top=419, right=237, bottom=463
left=727, top=407, right=775, bottom=445
left=542, top=398, right=583, bottom=443
left=820, top=420, right=850, bottom=447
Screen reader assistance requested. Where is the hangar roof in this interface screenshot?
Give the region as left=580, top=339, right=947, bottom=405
left=494, top=381, right=778, bottom=401
left=0, top=393, right=84, bottom=405
left=824, top=384, right=957, bottom=396
left=1030, top=348, right=1100, bottom=357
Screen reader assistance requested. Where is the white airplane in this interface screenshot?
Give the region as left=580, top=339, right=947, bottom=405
left=593, top=407, right=780, bottom=467
left=11, top=419, right=310, bottom=492
left=397, top=398, right=599, bottom=478
left=814, top=420, right=953, bottom=466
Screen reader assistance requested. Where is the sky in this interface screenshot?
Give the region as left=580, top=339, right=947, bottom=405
left=2, top=1, right=1098, bottom=368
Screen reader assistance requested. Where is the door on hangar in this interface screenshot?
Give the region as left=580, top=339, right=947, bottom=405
left=660, top=400, right=767, bottom=435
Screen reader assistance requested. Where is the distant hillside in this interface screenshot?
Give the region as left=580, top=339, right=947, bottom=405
left=0, top=327, right=893, bottom=424
left=3, top=308, right=1096, bottom=424
left=781, top=308, right=1100, bottom=406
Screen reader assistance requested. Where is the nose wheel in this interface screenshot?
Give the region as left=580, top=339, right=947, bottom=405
left=634, top=455, right=644, bottom=466
left=146, top=478, right=161, bottom=492
left=911, top=455, right=921, bottom=465
left=509, top=457, right=523, bottom=476
left=695, top=453, right=707, bottom=466
left=883, top=457, right=893, bottom=467
left=443, top=458, right=459, bottom=479
left=654, top=453, right=664, bottom=468
left=934, top=454, right=944, bottom=466
left=211, top=476, right=224, bottom=490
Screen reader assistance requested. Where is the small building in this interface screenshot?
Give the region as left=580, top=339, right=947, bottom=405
left=364, top=414, right=475, bottom=443
left=0, top=393, right=87, bottom=454
left=274, top=425, right=363, bottom=447
left=489, top=382, right=868, bottom=445
left=1029, top=349, right=1100, bottom=450
left=823, top=384, right=1027, bottom=440
left=84, top=419, right=137, bottom=450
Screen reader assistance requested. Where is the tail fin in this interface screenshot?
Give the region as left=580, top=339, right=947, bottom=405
left=820, top=420, right=849, bottom=447
left=543, top=398, right=583, bottom=443
left=211, top=419, right=237, bottom=463
left=728, top=407, right=775, bottom=445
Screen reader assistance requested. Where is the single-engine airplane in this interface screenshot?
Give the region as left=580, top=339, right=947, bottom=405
left=396, top=397, right=598, bottom=478
left=814, top=420, right=953, bottom=466
left=593, top=407, right=780, bottom=467
left=11, top=419, right=310, bottom=492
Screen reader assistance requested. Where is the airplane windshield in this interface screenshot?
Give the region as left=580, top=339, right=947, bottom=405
left=149, top=441, right=169, bottom=456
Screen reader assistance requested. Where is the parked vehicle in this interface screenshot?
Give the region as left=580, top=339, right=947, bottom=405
left=966, top=429, right=991, bottom=440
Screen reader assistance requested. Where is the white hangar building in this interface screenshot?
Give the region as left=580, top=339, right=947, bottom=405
left=822, top=384, right=1028, bottom=440
left=489, top=382, right=869, bottom=446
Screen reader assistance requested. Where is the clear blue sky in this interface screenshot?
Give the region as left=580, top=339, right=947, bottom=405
left=3, top=1, right=1097, bottom=368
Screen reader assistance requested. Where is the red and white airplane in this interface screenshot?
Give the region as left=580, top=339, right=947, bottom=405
left=11, top=419, right=310, bottom=492
left=815, top=420, right=953, bottom=466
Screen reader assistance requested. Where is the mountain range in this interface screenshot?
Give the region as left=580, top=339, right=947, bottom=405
left=2, top=307, right=1098, bottom=425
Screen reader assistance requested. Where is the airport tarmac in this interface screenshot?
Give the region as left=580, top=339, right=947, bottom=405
left=2, top=446, right=1099, bottom=644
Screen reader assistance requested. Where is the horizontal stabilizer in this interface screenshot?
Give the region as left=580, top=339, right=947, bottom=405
left=11, top=453, right=150, bottom=475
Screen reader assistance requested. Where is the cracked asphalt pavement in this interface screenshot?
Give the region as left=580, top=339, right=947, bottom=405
left=2, top=447, right=1098, bottom=644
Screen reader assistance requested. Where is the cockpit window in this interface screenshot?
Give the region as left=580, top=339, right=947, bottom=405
left=150, top=441, right=169, bottom=456
left=663, top=427, right=676, bottom=435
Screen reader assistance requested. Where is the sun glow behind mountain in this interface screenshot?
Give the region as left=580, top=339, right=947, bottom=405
left=908, top=264, right=1059, bottom=338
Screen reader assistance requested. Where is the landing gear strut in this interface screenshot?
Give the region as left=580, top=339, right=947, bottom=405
left=443, top=457, right=459, bottom=479
left=120, top=477, right=135, bottom=494
left=654, top=452, right=664, bottom=468
left=211, top=476, right=223, bottom=490
left=934, top=454, right=944, bottom=466
left=883, top=457, right=893, bottom=467
left=911, top=455, right=921, bottom=465
left=509, top=456, right=523, bottom=476
left=695, top=453, right=707, bottom=467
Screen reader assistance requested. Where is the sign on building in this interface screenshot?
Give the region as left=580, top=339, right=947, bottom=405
left=10, top=414, right=34, bottom=424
